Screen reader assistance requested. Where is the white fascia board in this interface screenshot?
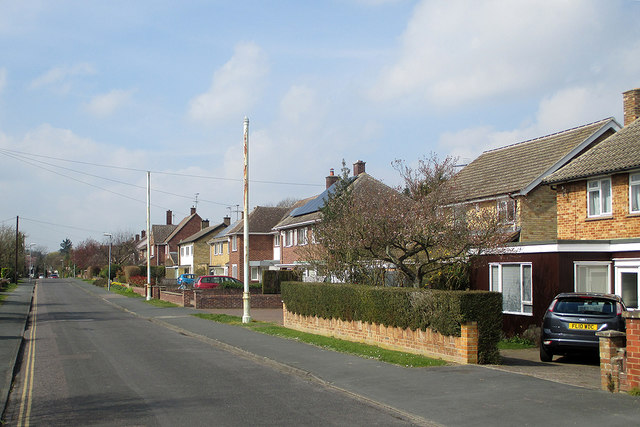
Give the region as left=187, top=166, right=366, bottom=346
left=273, top=219, right=319, bottom=231
left=522, top=119, right=620, bottom=195
left=503, top=239, right=640, bottom=254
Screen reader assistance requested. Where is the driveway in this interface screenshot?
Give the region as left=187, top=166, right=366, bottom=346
left=490, top=347, right=601, bottom=390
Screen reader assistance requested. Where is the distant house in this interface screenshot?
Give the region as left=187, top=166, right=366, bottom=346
left=207, top=221, right=237, bottom=276
left=226, top=206, right=292, bottom=282
left=177, top=217, right=230, bottom=275
left=454, top=117, right=622, bottom=334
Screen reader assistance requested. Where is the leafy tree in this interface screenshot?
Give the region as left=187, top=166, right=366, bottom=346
left=72, top=238, right=106, bottom=270
left=310, top=154, right=507, bottom=287
left=59, top=238, right=73, bottom=255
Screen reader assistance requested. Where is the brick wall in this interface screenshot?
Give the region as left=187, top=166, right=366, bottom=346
left=195, top=292, right=282, bottom=309
left=597, top=311, right=640, bottom=392
left=557, top=173, right=640, bottom=240
left=520, top=186, right=557, bottom=241
left=283, top=304, right=479, bottom=364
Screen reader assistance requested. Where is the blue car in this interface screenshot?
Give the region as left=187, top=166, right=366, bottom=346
left=177, top=273, right=196, bottom=289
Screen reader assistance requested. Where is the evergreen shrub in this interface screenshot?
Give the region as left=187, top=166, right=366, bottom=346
left=281, top=282, right=502, bottom=364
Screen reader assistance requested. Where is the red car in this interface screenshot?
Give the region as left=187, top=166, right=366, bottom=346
left=193, top=275, right=243, bottom=289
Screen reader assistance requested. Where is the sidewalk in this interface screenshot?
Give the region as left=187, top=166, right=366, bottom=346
left=0, top=281, right=34, bottom=417
left=4, top=279, right=640, bottom=426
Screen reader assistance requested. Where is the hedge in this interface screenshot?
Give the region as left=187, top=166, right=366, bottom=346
left=262, top=270, right=301, bottom=294
left=281, top=282, right=502, bottom=364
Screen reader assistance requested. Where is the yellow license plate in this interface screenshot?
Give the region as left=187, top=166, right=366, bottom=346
left=568, top=323, right=597, bottom=330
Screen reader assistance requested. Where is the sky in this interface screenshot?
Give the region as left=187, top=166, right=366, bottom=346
left=1, top=0, right=640, bottom=253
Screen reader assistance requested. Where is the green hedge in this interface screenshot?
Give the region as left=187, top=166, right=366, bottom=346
left=281, top=282, right=502, bottom=364
left=262, top=270, right=302, bottom=294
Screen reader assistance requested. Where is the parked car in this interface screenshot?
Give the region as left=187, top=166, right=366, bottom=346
left=49, top=273, right=59, bottom=279
left=194, top=275, right=243, bottom=289
left=540, top=292, right=626, bottom=362
left=177, top=274, right=196, bottom=288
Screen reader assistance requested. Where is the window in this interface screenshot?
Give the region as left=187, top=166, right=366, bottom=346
left=297, top=227, right=308, bottom=245
left=497, top=199, right=516, bottom=224
left=489, top=263, right=532, bottom=315
left=285, top=230, right=294, bottom=247
left=231, top=235, right=238, bottom=252
left=587, top=178, right=612, bottom=217
left=630, top=173, right=640, bottom=213
left=251, top=267, right=260, bottom=281
left=231, top=264, right=238, bottom=278
left=575, top=262, right=610, bottom=293
left=180, top=247, right=184, bottom=257
left=274, top=234, right=280, bottom=247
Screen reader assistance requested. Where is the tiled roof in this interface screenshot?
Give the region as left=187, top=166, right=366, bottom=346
left=151, top=224, right=176, bottom=244
left=545, top=118, right=640, bottom=183
left=450, top=118, right=619, bottom=202
left=164, top=212, right=200, bottom=243
left=227, top=206, right=293, bottom=234
left=179, top=222, right=228, bottom=244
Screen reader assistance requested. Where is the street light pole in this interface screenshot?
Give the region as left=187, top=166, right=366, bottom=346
left=28, top=243, right=35, bottom=280
left=104, top=233, right=112, bottom=291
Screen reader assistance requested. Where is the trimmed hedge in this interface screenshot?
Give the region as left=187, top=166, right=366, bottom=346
left=262, top=270, right=302, bottom=294
left=281, top=282, right=502, bottom=364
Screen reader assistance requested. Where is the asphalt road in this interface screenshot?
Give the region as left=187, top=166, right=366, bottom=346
left=3, top=279, right=412, bottom=426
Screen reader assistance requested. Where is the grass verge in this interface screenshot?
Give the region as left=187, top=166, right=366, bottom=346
left=192, top=313, right=447, bottom=367
left=0, top=282, right=18, bottom=304
left=498, top=336, right=536, bottom=350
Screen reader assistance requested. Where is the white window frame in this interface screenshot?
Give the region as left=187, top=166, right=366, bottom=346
left=231, top=235, right=238, bottom=252
left=489, top=263, right=533, bottom=316
left=587, top=177, right=612, bottom=217
left=285, top=230, right=294, bottom=247
left=497, top=198, right=516, bottom=224
left=574, top=261, right=611, bottom=293
left=231, top=264, right=238, bottom=279
left=274, top=234, right=280, bottom=247
left=297, top=227, right=308, bottom=245
left=630, top=173, right=640, bottom=214
left=251, top=266, right=260, bottom=281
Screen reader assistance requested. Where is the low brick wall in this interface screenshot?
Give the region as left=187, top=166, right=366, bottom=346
left=195, top=292, right=282, bottom=309
left=283, top=304, right=478, bottom=364
left=159, top=290, right=184, bottom=306
left=598, top=311, right=640, bottom=393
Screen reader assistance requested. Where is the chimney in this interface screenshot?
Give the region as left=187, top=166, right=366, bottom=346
left=326, top=168, right=340, bottom=189
left=223, top=216, right=231, bottom=226
left=353, top=160, right=366, bottom=176
left=623, top=88, right=640, bottom=126
left=166, top=210, right=172, bottom=225
left=141, top=230, right=146, bottom=238
left=201, top=219, right=209, bottom=230
left=135, top=234, right=140, bottom=242
left=191, top=207, right=196, bottom=215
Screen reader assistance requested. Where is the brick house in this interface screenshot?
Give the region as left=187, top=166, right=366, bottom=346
left=226, top=206, right=292, bottom=282
left=177, top=217, right=230, bottom=275
left=455, top=118, right=622, bottom=335
left=541, top=88, right=640, bottom=310
left=207, top=221, right=237, bottom=276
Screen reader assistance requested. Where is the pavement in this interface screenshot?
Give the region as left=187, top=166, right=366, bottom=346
left=3, top=279, right=640, bottom=426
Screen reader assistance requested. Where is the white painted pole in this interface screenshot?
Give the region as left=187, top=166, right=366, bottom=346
left=242, top=117, right=251, bottom=323
left=104, top=233, right=112, bottom=291
left=146, top=171, right=152, bottom=300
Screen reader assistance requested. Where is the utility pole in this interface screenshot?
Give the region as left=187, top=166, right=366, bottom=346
left=242, top=117, right=251, bottom=324
left=14, top=216, right=19, bottom=284
left=146, top=171, right=151, bottom=301
left=104, top=233, right=112, bottom=291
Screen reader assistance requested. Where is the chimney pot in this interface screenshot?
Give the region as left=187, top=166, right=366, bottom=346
left=166, top=210, right=172, bottom=225
left=326, top=168, right=340, bottom=189
left=623, top=88, right=640, bottom=126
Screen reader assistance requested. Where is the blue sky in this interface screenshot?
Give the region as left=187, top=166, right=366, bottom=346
left=1, top=0, right=640, bottom=252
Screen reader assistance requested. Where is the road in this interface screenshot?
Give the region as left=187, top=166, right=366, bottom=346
left=3, top=279, right=412, bottom=426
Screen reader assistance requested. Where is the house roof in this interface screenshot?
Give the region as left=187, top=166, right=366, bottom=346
left=273, top=173, right=399, bottom=230
left=164, top=212, right=200, bottom=243
left=178, top=222, right=228, bottom=245
left=151, top=224, right=176, bottom=244
left=544, top=118, right=640, bottom=183
left=227, top=206, right=293, bottom=235
left=450, top=118, right=620, bottom=202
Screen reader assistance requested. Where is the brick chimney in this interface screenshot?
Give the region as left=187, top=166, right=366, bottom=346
left=223, top=216, right=231, bottom=226
left=623, top=88, right=640, bottom=126
left=353, top=160, right=366, bottom=176
left=166, top=210, right=172, bottom=225
left=326, top=168, right=340, bottom=189
left=135, top=234, right=140, bottom=242
left=201, top=219, right=209, bottom=230
left=190, top=207, right=196, bottom=215
left=141, top=230, right=146, bottom=238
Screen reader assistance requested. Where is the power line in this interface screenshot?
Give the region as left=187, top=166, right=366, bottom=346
left=0, top=148, right=324, bottom=187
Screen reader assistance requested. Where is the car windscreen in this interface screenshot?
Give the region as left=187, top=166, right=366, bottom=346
left=554, top=298, right=615, bottom=315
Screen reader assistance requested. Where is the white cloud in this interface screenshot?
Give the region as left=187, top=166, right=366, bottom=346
left=370, top=0, right=604, bottom=107
left=29, top=63, right=96, bottom=92
left=84, top=89, right=134, bottom=117
left=188, top=42, right=269, bottom=123
left=0, top=67, right=6, bottom=93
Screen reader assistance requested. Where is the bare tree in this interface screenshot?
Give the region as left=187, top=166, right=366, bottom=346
left=310, top=154, right=507, bottom=287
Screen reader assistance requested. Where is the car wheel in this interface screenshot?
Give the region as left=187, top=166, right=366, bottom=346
left=540, top=344, right=553, bottom=362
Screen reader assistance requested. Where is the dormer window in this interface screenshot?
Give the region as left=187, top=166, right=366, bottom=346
left=587, top=178, right=612, bottom=217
